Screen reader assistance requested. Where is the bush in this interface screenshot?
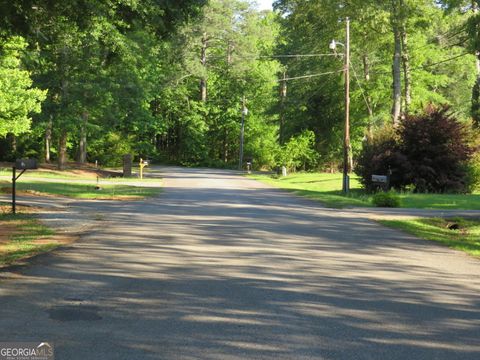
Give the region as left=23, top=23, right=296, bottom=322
left=356, top=105, right=477, bottom=193
left=355, top=126, right=409, bottom=192
left=278, top=130, right=318, bottom=172
left=372, top=191, right=401, bottom=207
left=399, top=105, right=474, bottom=193
left=466, top=152, right=480, bottom=192
left=88, top=132, right=134, bottom=167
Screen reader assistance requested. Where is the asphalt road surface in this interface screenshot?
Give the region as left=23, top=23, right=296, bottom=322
left=1, top=167, right=480, bottom=359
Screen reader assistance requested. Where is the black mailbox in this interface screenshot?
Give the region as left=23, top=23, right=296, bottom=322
left=15, top=159, right=38, bottom=170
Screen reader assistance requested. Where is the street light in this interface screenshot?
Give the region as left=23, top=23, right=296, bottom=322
left=239, top=97, right=248, bottom=170
left=330, top=17, right=351, bottom=194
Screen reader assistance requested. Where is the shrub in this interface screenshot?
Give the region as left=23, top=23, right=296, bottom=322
left=399, top=105, right=474, bottom=193
left=466, top=152, right=480, bottom=192
left=278, top=130, right=318, bottom=172
left=356, top=105, right=477, bottom=193
left=355, top=126, right=409, bottom=192
left=89, top=132, right=134, bottom=167
left=372, top=191, right=401, bottom=207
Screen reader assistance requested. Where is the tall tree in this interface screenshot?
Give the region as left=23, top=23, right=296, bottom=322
left=0, top=36, right=45, bottom=138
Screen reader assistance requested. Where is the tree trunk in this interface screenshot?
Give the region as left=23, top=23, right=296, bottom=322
left=58, top=130, right=67, bottom=170
left=222, top=128, right=228, bottom=163
left=362, top=53, right=374, bottom=140
left=9, top=133, right=17, bottom=153
left=45, top=118, right=52, bottom=163
left=400, top=0, right=411, bottom=117
left=78, top=111, right=88, bottom=163
left=391, top=0, right=402, bottom=126
left=472, top=2, right=480, bottom=126
left=200, top=32, right=207, bottom=102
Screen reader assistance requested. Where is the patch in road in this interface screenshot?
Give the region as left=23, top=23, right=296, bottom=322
left=48, top=305, right=102, bottom=322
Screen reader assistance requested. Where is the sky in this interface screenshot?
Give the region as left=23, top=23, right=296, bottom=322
left=256, top=0, right=273, bottom=11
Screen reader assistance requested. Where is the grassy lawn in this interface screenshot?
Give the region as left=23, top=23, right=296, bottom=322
left=0, top=212, right=57, bottom=267
left=0, top=180, right=161, bottom=200
left=250, top=172, right=369, bottom=208
left=0, top=167, right=96, bottom=180
left=251, top=172, right=480, bottom=209
left=379, top=217, right=480, bottom=258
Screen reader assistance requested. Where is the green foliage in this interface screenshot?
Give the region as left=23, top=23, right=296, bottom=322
left=89, top=132, right=133, bottom=167
left=466, top=151, right=480, bottom=192
left=278, top=130, right=318, bottom=171
left=372, top=191, right=401, bottom=208
left=355, top=126, right=406, bottom=192
left=0, top=0, right=478, bottom=173
left=356, top=105, right=477, bottom=193
left=0, top=36, right=46, bottom=137
left=400, top=105, right=474, bottom=193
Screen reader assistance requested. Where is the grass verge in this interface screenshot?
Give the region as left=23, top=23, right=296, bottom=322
left=250, top=173, right=368, bottom=208
left=379, top=217, right=480, bottom=258
left=0, top=180, right=161, bottom=200
left=0, top=212, right=57, bottom=267
left=251, top=172, right=480, bottom=209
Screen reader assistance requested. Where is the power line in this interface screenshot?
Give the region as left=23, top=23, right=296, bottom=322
left=207, top=53, right=342, bottom=60
left=277, top=70, right=343, bottom=82
left=413, top=52, right=469, bottom=70
left=259, top=53, right=342, bottom=59
left=370, top=52, right=470, bottom=76
left=349, top=60, right=373, bottom=117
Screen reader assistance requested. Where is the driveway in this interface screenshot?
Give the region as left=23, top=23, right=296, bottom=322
left=1, top=166, right=479, bottom=359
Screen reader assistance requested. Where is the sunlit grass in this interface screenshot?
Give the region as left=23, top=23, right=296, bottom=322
left=379, top=217, right=480, bottom=258
left=0, top=213, right=57, bottom=266
left=0, top=181, right=161, bottom=200
left=251, top=172, right=480, bottom=209
left=0, top=167, right=160, bottom=182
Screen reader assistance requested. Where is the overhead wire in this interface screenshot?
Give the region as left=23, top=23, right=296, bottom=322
left=277, top=69, right=343, bottom=82
left=349, top=60, right=373, bottom=117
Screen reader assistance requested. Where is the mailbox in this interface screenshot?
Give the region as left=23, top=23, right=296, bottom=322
left=371, top=175, right=388, bottom=183
left=15, top=159, right=38, bottom=170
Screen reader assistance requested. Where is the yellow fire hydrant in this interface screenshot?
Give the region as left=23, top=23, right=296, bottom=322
left=139, top=158, right=148, bottom=179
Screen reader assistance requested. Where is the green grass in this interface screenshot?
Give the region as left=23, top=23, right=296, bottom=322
left=0, top=180, right=161, bottom=200
left=379, top=217, right=480, bottom=258
left=251, top=172, right=480, bottom=209
left=0, top=167, right=158, bottom=182
left=0, top=168, right=95, bottom=180
left=250, top=173, right=370, bottom=208
left=0, top=213, right=57, bottom=266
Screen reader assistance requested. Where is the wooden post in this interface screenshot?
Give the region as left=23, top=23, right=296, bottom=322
left=12, top=167, right=16, bottom=214
left=342, top=17, right=351, bottom=194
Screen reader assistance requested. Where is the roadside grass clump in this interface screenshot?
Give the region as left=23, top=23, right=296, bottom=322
left=379, top=217, right=480, bottom=258
left=0, top=181, right=161, bottom=200
left=0, top=213, right=57, bottom=267
left=372, top=191, right=401, bottom=207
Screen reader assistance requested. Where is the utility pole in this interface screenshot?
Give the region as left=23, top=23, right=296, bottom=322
left=238, top=96, right=247, bottom=170
left=342, top=17, right=351, bottom=194
left=279, top=70, right=287, bottom=145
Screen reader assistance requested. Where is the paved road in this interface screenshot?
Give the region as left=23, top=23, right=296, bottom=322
left=1, top=167, right=480, bottom=359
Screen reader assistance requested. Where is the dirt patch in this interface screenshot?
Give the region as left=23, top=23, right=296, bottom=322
left=0, top=204, right=43, bottom=214
left=1, top=162, right=123, bottom=178
left=32, top=234, right=77, bottom=246
left=0, top=223, right=21, bottom=245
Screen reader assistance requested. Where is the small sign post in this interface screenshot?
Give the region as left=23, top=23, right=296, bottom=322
left=12, top=159, right=38, bottom=214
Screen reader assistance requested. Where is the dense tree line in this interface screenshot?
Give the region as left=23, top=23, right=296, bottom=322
left=0, top=0, right=479, bottom=174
